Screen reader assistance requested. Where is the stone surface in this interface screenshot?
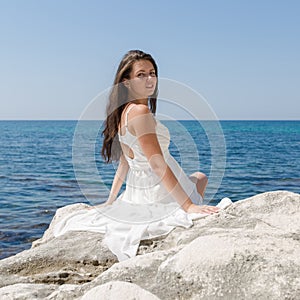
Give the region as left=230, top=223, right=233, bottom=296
left=0, top=231, right=117, bottom=287
left=31, top=203, right=90, bottom=248
left=0, top=191, right=299, bottom=300
left=0, top=283, right=57, bottom=300
left=156, top=232, right=300, bottom=299
left=81, top=281, right=160, bottom=300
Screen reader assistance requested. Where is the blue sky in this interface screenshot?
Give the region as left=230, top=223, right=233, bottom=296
left=0, top=0, right=299, bottom=120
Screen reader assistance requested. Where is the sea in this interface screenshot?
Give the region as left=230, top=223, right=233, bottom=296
left=0, top=120, right=299, bottom=259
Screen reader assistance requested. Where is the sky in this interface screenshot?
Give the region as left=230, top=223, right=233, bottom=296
left=0, top=0, right=299, bottom=120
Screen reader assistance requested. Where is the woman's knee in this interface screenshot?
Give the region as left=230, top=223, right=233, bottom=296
left=190, top=172, right=208, bottom=198
left=191, top=172, right=208, bottom=185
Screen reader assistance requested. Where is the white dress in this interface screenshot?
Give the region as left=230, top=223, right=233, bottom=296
left=53, top=105, right=232, bottom=261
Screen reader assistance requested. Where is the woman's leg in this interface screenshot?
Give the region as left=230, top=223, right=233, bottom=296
left=189, top=172, right=208, bottom=199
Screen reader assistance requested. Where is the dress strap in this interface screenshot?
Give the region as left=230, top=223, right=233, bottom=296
left=125, top=104, right=135, bottom=127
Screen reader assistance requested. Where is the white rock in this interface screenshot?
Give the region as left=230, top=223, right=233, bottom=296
left=0, top=283, right=57, bottom=300
left=32, top=203, right=90, bottom=248
left=80, top=281, right=160, bottom=300
left=0, top=191, right=299, bottom=300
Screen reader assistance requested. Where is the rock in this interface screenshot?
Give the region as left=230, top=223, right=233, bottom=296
left=31, top=203, right=90, bottom=248
left=156, top=232, right=300, bottom=299
left=81, top=281, right=160, bottom=300
left=46, top=284, right=81, bottom=300
left=0, top=191, right=299, bottom=300
left=80, top=248, right=176, bottom=296
left=0, top=231, right=117, bottom=287
left=0, top=283, right=57, bottom=300
left=0, top=283, right=80, bottom=300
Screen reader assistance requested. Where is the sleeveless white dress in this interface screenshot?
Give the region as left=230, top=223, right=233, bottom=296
left=53, top=105, right=232, bottom=261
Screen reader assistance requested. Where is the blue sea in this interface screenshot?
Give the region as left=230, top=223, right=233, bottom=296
left=0, top=120, right=299, bottom=259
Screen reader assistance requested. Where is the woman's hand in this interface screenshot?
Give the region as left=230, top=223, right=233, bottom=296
left=86, top=193, right=117, bottom=210
left=186, top=203, right=219, bottom=214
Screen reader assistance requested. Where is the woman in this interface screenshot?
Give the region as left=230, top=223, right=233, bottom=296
left=54, top=50, right=224, bottom=261
left=101, top=49, right=218, bottom=214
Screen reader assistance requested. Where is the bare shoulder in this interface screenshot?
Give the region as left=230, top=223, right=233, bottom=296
left=130, top=103, right=151, bottom=116
left=127, top=103, right=155, bottom=134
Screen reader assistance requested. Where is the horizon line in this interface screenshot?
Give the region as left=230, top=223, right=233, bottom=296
left=0, top=119, right=299, bottom=122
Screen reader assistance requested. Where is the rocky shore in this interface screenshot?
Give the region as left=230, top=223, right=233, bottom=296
left=0, top=191, right=299, bottom=299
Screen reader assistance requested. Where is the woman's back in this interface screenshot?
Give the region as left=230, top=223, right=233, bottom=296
left=118, top=104, right=170, bottom=168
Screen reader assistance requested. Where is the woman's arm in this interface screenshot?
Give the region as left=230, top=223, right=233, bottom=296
left=91, top=154, right=128, bottom=209
left=105, top=154, right=129, bottom=205
left=129, top=104, right=218, bottom=214
left=129, top=104, right=192, bottom=211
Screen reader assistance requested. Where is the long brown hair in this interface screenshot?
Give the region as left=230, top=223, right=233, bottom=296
left=101, top=50, right=158, bottom=163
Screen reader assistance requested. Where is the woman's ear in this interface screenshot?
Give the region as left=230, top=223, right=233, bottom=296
left=123, top=79, right=130, bottom=89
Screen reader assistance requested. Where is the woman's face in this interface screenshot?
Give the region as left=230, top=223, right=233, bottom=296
left=125, top=60, right=157, bottom=100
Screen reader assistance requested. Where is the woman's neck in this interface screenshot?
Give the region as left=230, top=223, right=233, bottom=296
left=130, top=98, right=148, bottom=105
